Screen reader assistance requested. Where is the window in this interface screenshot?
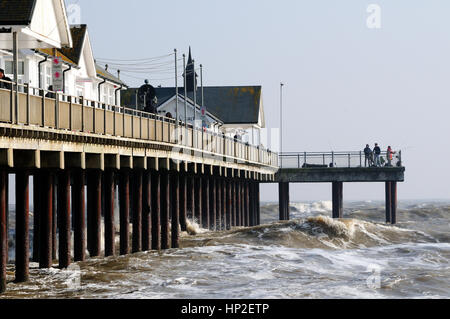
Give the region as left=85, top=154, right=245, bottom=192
left=45, top=66, right=52, bottom=88
left=5, top=61, right=24, bottom=75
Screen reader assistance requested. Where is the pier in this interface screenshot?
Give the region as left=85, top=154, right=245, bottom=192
left=274, top=152, right=405, bottom=223
left=0, top=80, right=277, bottom=293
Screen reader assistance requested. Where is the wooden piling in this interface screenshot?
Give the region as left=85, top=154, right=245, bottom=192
left=222, top=179, right=226, bottom=230
left=216, top=177, right=222, bottom=231
left=179, top=172, right=187, bottom=232
left=87, top=170, right=102, bottom=257
left=195, top=176, right=202, bottom=227
left=57, top=170, right=71, bottom=269
left=39, top=171, right=53, bottom=268
left=160, top=170, right=170, bottom=250
left=245, top=181, right=250, bottom=227
left=142, top=170, right=151, bottom=251
left=210, top=176, right=216, bottom=230
left=72, top=169, right=86, bottom=262
left=249, top=181, right=255, bottom=227
left=390, top=182, right=397, bottom=225
left=226, top=179, right=232, bottom=230
left=385, top=182, right=392, bottom=224
left=132, top=170, right=143, bottom=253
left=15, top=170, right=30, bottom=282
left=332, top=182, right=343, bottom=219
left=151, top=170, right=161, bottom=251
left=52, top=174, right=57, bottom=261
left=236, top=180, right=241, bottom=226
left=119, top=169, right=130, bottom=255
left=187, top=174, right=194, bottom=223
left=241, top=180, right=245, bottom=226
left=32, top=171, right=41, bottom=262
left=279, top=182, right=290, bottom=221
left=170, top=171, right=180, bottom=249
left=202, top=177, right=209, bottom=229
left=104, top=169, right=115, bottom=257
left=0, top=170, right=7, bottom=293
left=232, top=180, right=236, bottom=227
left=255, top=182, right=260, bottom=226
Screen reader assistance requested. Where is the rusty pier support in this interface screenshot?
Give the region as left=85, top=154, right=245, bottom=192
left=104, top=169, right=115, bottom=257
left=235, top=179, right=241, bottom=226
left=160, top=169, right=170, bottom=250
left=15, top=170, right=30, bottom=282
left=39, top=170, right=54, bottom=268
left=87, top=170, right=102, bottom=257
left=187, top=173, right=195, bottom=224
left=385, top=182, right=392, bottom=224
left=72, top=169, right=86, bottom=262
left=170, top=171, right=180, bottom=249
left=179, top=171, right=187, bottom=232
left=279, top=182, right=290, bottom=221
left=119, top=169, right=130, bottom=255
left=201, top=176, right=209, bottom=229
left=221, top=178, right=226, bottom=230
left=32, top=171, right=41, bottom=262
left=142, top=170, right=151, bottom=251
left=57, top=170, right=71, bottom=269
left=209, top=175, right=216, bottom=230
left=232, top=180, right=237, bottom=227
left=226, top=178, right=232, bottom=230
left=390, top=182, right=397, bottom=225
left=151, top=170, right=161, bottom=251
left=132, top=169, right=143, bottom=253
left=216, top=176, right=222, bottom=231
left=0, top=170, right=7, bottom=293
left=332, top=182, right=343, bottom=219
left=255, top=181, right=260, bottom=226
left=194, top=175, right=202, bottom=227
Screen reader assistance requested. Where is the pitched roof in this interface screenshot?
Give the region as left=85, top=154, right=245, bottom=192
left=0, top=0, right=36, bottom=25
left=96, top=63, right=127, bottom=87
left=124, top=86, right=262, bottom=125
left=59, top=25, right=87, bottom=64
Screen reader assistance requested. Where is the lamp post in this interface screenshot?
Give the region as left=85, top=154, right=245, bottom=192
left=280, top=82, right=284, bottom=168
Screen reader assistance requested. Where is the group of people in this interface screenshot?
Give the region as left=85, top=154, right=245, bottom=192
left=364, top=143, right=396, bottom=167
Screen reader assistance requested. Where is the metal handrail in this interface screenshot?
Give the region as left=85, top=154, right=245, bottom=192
left=280, top=151, right=403, bottom=169
left=0, top=79, right=278, bottom=167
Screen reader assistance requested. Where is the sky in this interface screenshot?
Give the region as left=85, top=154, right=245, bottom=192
left=62, top=0, right=450, bottom=202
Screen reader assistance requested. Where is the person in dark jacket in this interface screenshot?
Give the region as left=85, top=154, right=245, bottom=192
left=373, top=143, right=382, bottom=167
left=0, top=68, right=12, bottom=90
left=364, top=144, right=373, bottom=167
left=45, top=85, right=56, bottom=99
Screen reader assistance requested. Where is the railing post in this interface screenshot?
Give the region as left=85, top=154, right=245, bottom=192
left=41, top=89, right=45, bottom=127
left=113, top=105, right=116, bottom=136
left=26, top=83, right=30, bottom=125
left=104, top=103, right=107, bottom=135
left=332, top=152, right=334, bottom=167
left=304, top=152, right=307, bottom=166
left=69, top=95, right=72, bottom=131
left=348, top=153, right=351, bottom=168
left=93, top=101, right=96, bottom=133
left=360, top=151, right=362, bottom=167
left=55, top=92, right=59, bottom=129
left=80, top=96, right=84, bottom=132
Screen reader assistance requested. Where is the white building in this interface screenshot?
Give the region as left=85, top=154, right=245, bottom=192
left=0, top=1, right=127, bottom=104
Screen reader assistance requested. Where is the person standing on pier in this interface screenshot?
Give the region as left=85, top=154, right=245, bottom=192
left=0, top=68, right=12, bottom=90
left=364, top=144, right=373, bottom=167
left=387, top=146, right=396, bottom=167
left=373, top=143, right=382, bottom=167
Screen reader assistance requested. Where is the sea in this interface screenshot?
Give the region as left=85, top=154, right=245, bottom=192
left=1, top=200, right=449, bottom=299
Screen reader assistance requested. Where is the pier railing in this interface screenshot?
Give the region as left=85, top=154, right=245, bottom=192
left=280, top=151, right=403, bottom=169
left=0, top=79, right=278, bottom=167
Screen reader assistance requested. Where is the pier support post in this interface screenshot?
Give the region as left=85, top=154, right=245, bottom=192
left=104, top=169, right=115, bottom=257
left=209, top=175, right=216, bottom=230
left=332, top=182, right=343, bottom=219
left=226, top=178, right=232, bottom=230
left=87, top=170, right=102, bottom=257
left=160, top=169, right=170, bottom=250
left=32, top=171, right=41, bottom=262
left=15, top=170, right=30, bottom=282
left=132, top=169, right=143, bottom=253
left=142, top=170, right=151, bottom=251
left=0, top=170, right=7, bottom=293
left=390, top=182, right=397, bottom=225
left=385, top=182, right=392, bottom=224
left=194, top=175, right=202, bottom=227
left=216, top=176, right=222, bottom=231
left=151, top=170, right=161, bottom=251
left=57, top=170, right=71, bottom=269
left=221, top=178, right=226, bottom=231
left=40, top=170, right=54, bottom=268
left=119, top=169, right=130, bottom=255
left=240, top=180, right=245, bottom=226
left=72, top=169, right=86, bottom=262
left=170, top=171, right=180, bottom=249
left=279, top=182, right=290, bottom=221
left=248, top=181, right=254, bottom=227
left=202, top=176, right=209, bottom=229
left=187, top=174, right=194, bottom=223
left=256, top=181, right=260, bottom=226
left=236, top=180, right=241, bottom=226
left=179, top=171, right=187, bottom=232
left=232, top=180, right=237, bottom=227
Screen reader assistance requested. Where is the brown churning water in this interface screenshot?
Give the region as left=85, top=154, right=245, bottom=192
left=1, top=200, right=450, bottom=299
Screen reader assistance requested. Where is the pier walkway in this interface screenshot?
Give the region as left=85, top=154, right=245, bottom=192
left=272, top=152, right=405, bottom=224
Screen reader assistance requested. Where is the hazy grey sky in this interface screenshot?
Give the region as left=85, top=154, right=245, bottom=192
left=69, top=0, right=450, bottom=202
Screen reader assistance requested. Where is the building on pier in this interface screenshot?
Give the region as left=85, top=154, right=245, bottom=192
left=121, top=48, right=265, bottom=145
left=0, top=1, right=127, bottom=104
